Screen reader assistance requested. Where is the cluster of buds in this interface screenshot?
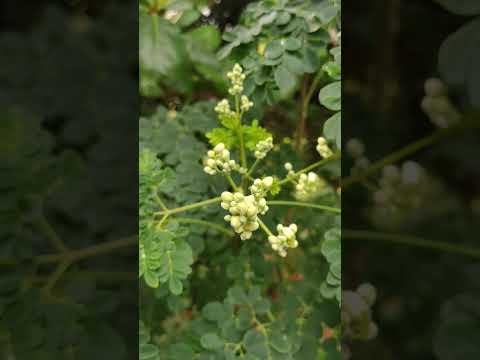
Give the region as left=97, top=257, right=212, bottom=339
left=369, top=161, right=449, bottom=229
left=203, top=143, right=239, bottom=175
left=317, top=137, right=333, bottom=158
left=284, top=162, right=295, bottom=177
left=250, top=176, right=273, bottom=202
left=268, top=224, right=299, bottom=257
left=214, top=99, right=235, bottom=117
left=227, top=64, right=246, bottom=96
left=342, top=283, right=378, bottom=360
left=221, top=192, right=263, bottom=240
left=254, top=137, right=274, bottom=159
left=421, top=78, right=460, bottom=128
left=346, top=138, right=370, bottom=175
left=241, top=95, right=254, bottom=112
left=373, top=161, right=426, bottom=210
left=295, top=172, right=326, bottom=201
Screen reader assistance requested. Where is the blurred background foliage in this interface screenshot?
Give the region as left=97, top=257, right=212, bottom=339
left=0, top=0, right=137, bottom=357
left=343, top=0, right=480, bottom=359
left=139, top=0, right=343, bottom=359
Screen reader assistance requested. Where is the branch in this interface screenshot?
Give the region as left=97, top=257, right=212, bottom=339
left=278, top=152, right=341, bottom=185
left=155, top=197, right=222, bottom=217
left=342, top=117, right=480, bottom=189
left=343, top=229, right=480, bottom=259
left=267, top=200, right=341, bottom=214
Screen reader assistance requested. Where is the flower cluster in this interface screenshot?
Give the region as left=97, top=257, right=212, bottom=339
left=241, top=95, right=253, bottom=112
left=203, top=143, right=239, bottom=175
left=421, top=78, right=460, bottom=128
left=221, top=192, right=263, bottom=240
left=346, top=138, right=370, bottom=174
left=268, top=224, right=299, bottom=257
left=342, top=283, right=378, bottom=360
left=369, top=161, right=451, bottom=229
left=284, top=162, right=295, bottom=177
left=373, top=161, right=426, bottom=210
left=254, top=137, right=273, bottom=159
left=227, top=63, right=246, bottom=96
left=295, top=172, right=326, bottom=201
left=249, top=176, right=273, bottom=199
left=317, top=137, right=333, bottom=158
left=214, top=99, right=235, bottom=117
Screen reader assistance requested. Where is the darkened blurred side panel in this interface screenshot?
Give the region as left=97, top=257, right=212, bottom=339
left=0, top=0, right=138, bottom=358
left=342, top=0, right=480, bottom=359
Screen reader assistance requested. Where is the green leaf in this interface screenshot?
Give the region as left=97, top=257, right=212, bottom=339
left=274, top=64, right=297, bottom=97
left=438, top=18, right=480, bottom=107
left=433, top=0, right=480, bottom=15
left=168, top=343, right=195, bottom=359
left=275, top=12, right=292, bottom=26
left=186, top=25, right=222, bottom=53
left=319, top=81, right=341, bottom=111
left=139, top=14, right=189, bottom=78
left=202, top=302, right=227, bottom=322
left=158, top=239, right=194, bottom=295
left=177, top=9, right=201, bottom=28
left=283, top=53, right=306, bottom=76
left=206, top=128, right=237, bottom=149
left=270, top=330, right=291, bottom=353
left=320, top=227, right=341, bottom=302
left=242, top=120, right=272, bottom=150
left=264, top=40, right=284, bottom=59
left=140, top=344, right=160, bottom=360
left=323, top=112, right=341, bottom=149
left=284, top=37, right=303, bottom=51
left=243, top=330, right=269, bottom=358
left=200, top=333, right=224, bottom=350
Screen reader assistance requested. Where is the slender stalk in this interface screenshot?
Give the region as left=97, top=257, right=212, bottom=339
left=155, top=194, right=168, bottom=210
left=157, top=214, right=169, bottom=228
left=258, top=219, right=273, bottom=237
left=295, top=71, right=323, bottom=151
left=35, top=236, right=137, bottom=265
left=30, top=271, right=136, bottom=284
left=175, top=218, right=234, bottom=237
left=343, top=229, right=480, bottom=259
left=267, top=200, right=341, bottom=214
left=155, top=197, right=222, bottom=216
left=278, top=152, right=341, bottom=185
left=43, top=260, right=72, bottom=293
left=238, top=128, right=247, bottom=169
left=225, top=174, right=239, bottom=192
left=35, top=213, right=68, bottom=253
left=246, top=158, right=261, bottom=177
left=342, top=117, right=480, bottom=189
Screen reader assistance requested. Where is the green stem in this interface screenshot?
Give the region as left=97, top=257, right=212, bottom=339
left=155, top=194, right=168, bottom=210
left=278, top=152, right=341, bottom=185
left=238, top=127, right=247, bottom=170
left=258, top=219, right=273, bottom=237
left=155, top=197, right=222, bottom=216
left=343, top=229, right=480, bottom=259
left=246, top=158, right=261, bottom=177
left=36, top=236, right=137, bottom=265
left=306, top=71, right=323, bottom=103
left=267, top=200, right=341, bottom=214
left=225, top=174, right=239, bottom=192
left=30, top=271, right=136, bottom=284
left=42, top=260, right=72, bottom=293
left=158, top=213, right=169, bottom=228
left=35, top=213, right=68, bottom=253
left=342, top=117, right=480, bottom=189
left=175, top=218, right=234, bottom=237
